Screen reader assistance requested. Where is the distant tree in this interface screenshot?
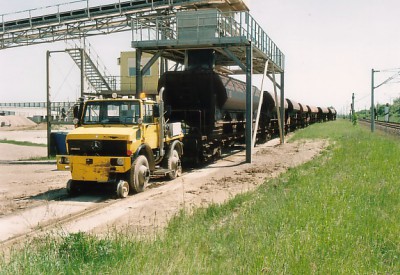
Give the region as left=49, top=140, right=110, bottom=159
left=377, top=104, right=385, bottom=117
left=392, top=97, right=400, bottom=115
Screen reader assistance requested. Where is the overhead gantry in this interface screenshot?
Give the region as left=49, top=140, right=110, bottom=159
left=131, top=8, right=285, bottom=162
left=0, top=0, right=249, bottom=49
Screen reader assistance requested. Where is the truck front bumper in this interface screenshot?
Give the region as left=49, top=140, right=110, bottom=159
left=57, top=155, right=131, bottom=182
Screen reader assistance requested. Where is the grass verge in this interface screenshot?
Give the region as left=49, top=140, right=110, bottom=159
left=0, top=139, right=46, bottom=147
left=0, top=120, right=399, bottom=274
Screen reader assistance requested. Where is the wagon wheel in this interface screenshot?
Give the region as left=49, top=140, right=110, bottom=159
left=214, top=146, right=222, bottom=160
left=129, top=155, right=150, bottom=193
left=167, top=149, right=182, bottom=180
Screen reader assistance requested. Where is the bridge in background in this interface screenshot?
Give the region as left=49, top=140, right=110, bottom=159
left=1, top=1, right=248, bottom=48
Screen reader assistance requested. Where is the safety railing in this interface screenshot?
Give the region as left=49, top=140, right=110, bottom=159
left=132, top=10, right=285, bottom=70
left=0, top=101, right=75, bottom=110
left=0, top=0, right=184, bottom=33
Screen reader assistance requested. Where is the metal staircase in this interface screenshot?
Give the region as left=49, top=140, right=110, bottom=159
left=66, top=40, right=115, bottom=94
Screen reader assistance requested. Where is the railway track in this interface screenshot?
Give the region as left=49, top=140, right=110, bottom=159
left=0, top=177, right=176, bottom=249
left=359, top=118, right=400, bottom=131
left=0, top=193, right=116, bottom=248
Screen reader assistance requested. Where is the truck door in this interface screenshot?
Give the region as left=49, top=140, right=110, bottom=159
left=142, top=103, right=158, bottom=148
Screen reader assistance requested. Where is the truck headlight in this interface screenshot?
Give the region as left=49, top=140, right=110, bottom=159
left=116, top=158, right=124, bottom=166
left=111, top=158, right=124, bottom=166
left=60, top=156, right=70, bottom=164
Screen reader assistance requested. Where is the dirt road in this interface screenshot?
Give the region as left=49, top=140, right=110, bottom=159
left=0, top=128, right=328, bottom=246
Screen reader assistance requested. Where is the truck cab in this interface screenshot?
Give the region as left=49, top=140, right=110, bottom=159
left=57, top=92, right=183, bottom=198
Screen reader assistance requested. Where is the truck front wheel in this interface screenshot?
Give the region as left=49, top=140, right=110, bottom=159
left=129, top=155, right=150, bottom=193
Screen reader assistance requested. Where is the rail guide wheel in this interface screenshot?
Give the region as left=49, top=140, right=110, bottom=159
left=167, top=149, right=182, bottom=180
left=116, top=180, right=129, bottom=198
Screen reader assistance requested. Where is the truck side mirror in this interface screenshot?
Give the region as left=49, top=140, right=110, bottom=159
left=73, top=105, right=79, bottom=118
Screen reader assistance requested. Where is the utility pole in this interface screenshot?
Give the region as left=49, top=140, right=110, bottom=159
left=46, top=50, right=75, bottom=157
left=352, top=93, right=355, bottom=121
left=371, top=69, right=375, bottom=132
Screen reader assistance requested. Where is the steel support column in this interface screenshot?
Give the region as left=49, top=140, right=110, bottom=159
left=280, top=72, right=285, bottom=143
left=245, top=44, right=253, bottom=163
left=80, top=48, right=85, bottom=97
left=46, top=49, right=67, bottom=157
left=371, top=69, right=375, bottom=132
left=46, top=51, right=51, bottom=157
left=135, top=49, right=142, bottom=98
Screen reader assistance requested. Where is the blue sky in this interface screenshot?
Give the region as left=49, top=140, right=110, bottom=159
left=1, top=0, right=400, bottom=115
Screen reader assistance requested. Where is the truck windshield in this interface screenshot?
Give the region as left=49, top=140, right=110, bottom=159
left=83, top=101, right=140, bottom=125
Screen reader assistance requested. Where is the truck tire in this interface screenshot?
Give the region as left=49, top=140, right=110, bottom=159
left=66, top=179, right=80, bottom=196
left=130, top=155, right=150, bottom=193
left=167, top=149, right=182, bottom=180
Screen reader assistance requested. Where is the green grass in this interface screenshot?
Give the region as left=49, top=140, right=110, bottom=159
left=1, top=120, right=399, bottom=274
left=19, top=156, right=56, bottom=161
left=0, top=139, right=46, bottom=147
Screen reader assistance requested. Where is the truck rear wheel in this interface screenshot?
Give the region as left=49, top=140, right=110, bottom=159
left=130, top=155, right=150, bottom=193
left=167, top=149, right=182, bottom=180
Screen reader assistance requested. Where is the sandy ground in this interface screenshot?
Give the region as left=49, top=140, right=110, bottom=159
left=0, top=126, right=328, bottom=245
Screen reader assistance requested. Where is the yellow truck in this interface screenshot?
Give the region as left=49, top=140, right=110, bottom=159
left=57, top=90, right=183, bottom=198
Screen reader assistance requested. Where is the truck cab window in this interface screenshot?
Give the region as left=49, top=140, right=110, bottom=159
left=143, top=104, right=154, bottom=123
left=84, top=104, right=100, bottom=123
left=83, top=101, right=140, bottom=125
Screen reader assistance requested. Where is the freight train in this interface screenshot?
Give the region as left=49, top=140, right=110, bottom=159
left=159, top=69, right=336, bottom=163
